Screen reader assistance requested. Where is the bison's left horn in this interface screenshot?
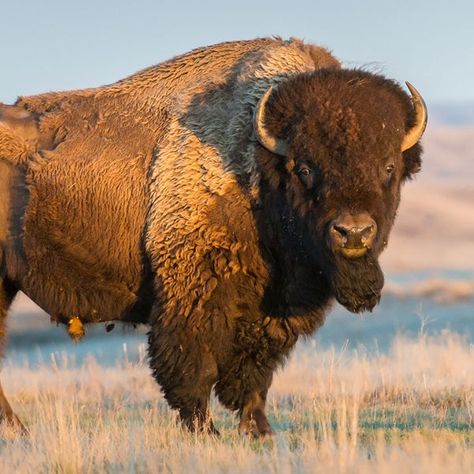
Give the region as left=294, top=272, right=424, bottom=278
left=254, top=86, right=288, bottom=156
left=401, top=82, right=428, bottom=151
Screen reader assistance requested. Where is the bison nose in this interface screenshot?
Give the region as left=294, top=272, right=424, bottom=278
left=329, top=213, right=377, bottom=259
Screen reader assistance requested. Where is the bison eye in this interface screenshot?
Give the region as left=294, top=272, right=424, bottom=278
left=296, top=164, right=315, bottom=188
left=385, top=163, right=395, bottom=175
left=298, top=166, right=311, bottom=177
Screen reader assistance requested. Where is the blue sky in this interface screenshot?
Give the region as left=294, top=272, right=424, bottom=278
left=0, top=0, right=472, bottom=105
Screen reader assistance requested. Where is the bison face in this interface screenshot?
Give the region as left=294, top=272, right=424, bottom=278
left=255, top=70, right=426, bottom=313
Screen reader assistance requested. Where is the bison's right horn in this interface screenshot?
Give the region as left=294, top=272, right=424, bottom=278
left=401, top=82, right=428, bottom=151
left=254, top=86, right=288, bottom=156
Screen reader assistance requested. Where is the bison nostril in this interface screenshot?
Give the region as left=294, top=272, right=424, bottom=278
left=333, top=225, right=349, bottom=239
left=330, top=224, right=352, bottom=247
left=361, top=225, right=375, bottom=241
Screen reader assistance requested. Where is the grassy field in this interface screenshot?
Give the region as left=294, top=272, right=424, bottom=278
left=0, top=332, right=472, bottom=473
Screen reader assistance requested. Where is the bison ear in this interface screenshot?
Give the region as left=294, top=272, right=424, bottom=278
left=402, top=142, right=422, bottom=180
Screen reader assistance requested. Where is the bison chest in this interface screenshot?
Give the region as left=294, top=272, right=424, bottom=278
left=233, top=311, right=323, bottom=367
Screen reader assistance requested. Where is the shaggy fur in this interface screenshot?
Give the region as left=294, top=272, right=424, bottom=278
left=0, top=38, right=423, bottom=435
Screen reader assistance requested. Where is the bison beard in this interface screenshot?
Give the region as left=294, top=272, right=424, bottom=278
left=325, top=253, right=384, bottom=313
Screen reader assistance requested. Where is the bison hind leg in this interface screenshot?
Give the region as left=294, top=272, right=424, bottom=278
left=0, top=277, right=27, bottom=434
left=0, top=384, right=28, bottom=435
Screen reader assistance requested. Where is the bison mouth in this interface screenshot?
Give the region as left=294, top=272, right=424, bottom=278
left=339, top=247, right=369, bottom=259
left=324, top=252, right=384, bottom=313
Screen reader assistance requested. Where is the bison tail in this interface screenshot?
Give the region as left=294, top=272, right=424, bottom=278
left=0, top=122, right=33, bottom=166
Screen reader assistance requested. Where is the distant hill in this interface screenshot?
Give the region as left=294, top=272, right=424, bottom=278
left=381, top=122, right=474, bottom=272
left=417, top=125, right=474, bottom=185
left=429, top=102, right=474, bottom=125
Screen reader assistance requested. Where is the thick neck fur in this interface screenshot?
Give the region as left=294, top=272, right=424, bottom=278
left=252, top=160, right=333, bottom=318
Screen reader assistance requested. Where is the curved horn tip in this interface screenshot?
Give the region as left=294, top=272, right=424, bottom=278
left=405, top=81, right=425, bottom=104
left=401, top=81, right=428, bottom=151
left=405, top=81, right=416, bottom=93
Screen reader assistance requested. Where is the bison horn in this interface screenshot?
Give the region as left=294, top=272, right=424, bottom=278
left=401, top=82, right=428, bottom=152
left=254, top=86, right=288, bottom=156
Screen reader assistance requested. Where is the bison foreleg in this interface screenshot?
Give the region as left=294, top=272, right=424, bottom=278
left=148, top=322, right=219, bottom=435
left=0, top=277, right=26, bottom=433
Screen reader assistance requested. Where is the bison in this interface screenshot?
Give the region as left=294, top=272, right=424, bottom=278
left=0, top=37, right=426, bottom=436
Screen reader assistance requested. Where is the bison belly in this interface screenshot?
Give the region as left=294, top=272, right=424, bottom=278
left=12, top=136, right=153, bottom=324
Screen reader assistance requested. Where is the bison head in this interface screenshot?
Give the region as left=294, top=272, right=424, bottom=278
left=254, top=70, right=427, bottom=313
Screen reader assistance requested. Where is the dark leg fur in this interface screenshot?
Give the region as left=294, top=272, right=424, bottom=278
left=148, top=317, right=219, bottom=434
left=0, top=278, right=26, bottom=433
left=148, top=298, right=298, bottom=437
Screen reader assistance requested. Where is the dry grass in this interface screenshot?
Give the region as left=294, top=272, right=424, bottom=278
left=0, top=333, right=473, bottom=473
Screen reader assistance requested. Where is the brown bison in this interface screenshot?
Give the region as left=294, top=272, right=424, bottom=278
left=0, top=38, right=426, bottom=436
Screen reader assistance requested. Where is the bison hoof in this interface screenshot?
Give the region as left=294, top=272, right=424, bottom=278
left=182, top=417, right=220, bottom=436
left=0, top=414, right=29, bottom=436
left=199, top=420, right=220, bottom=437
left=238, top=418, right=274, bottom=439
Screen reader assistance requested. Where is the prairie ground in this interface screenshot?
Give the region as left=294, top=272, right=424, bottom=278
left=0, top=332, right=472, bottom=473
